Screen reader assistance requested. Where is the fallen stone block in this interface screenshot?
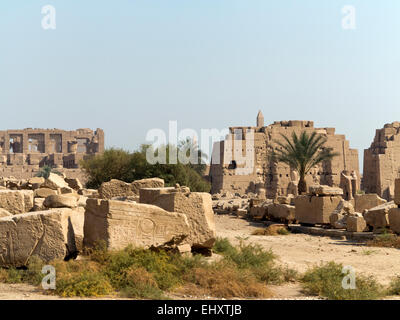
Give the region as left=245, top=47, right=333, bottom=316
left=267, top=203, right=295, bottom=222
left=388, top=208, right=400, bottom=234
left=354, top=194, right=387, bottom=213
left=65, top=178, right=83, bottom=191
left=329, top=212, right=346, bottom=229
left=78, top=188, right=99, bottom=198
left=309, top=185, right=344, bottom=196
left=41, top=173, right=70, bottom=190
left=98, top=179, right=135, bottom=199
left=139, top=187, right=177, bottom=204
left=295, top=195, right=342, bottom=224
left=0, top=190, right=34, bottom=214
left=346, top=216, right=367, bottom=232
left=44, top=194, right=78, bottom=208
left=363, top=201, right=396, bottom=229
left=28, top=177, right=45, bottom=189
left=34, top=188, right=58, bottom=198
left=249, top=206, right=266, bottom=219
left=131, top=178, right=164, bottom=194
left=0, top=207, right=84, bottom=267
left=83, top=199, right=190, bottom=250
left=148, top=192, right=216, bottom=249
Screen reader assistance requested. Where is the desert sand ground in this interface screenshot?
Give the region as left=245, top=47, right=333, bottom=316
left=1, top=215, right=400, bottom=300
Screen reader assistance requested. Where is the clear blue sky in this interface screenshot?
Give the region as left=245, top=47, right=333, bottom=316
left=1, top=1, right=399, bottom=170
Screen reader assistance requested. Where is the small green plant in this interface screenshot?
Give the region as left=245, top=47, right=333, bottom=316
left=361, top=249, right=376, bottom=256
left=301, top=261, right=383, bottom=300
left=35, top=165, right=62, bottom=179
left=277, top=228, right=290, bottom=235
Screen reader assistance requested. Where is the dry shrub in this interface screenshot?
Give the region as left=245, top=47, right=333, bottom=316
left=367, top=233, right=400, bottom=249
left=252, top=225, right=289, bottom=236
left=182, top=264, right=271, bottom=298
left=0, top=268, right=8, bottom=283
left=121, top=266, right=164, bottom=299
left=50, top=260, right=113, bottom=297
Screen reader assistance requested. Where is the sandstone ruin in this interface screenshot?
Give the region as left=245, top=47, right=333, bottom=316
left=0, top=128, right=104, bottom=183
left=363, top=122, right=400, bottom=200
left=209, top=112, right=360, bottom=198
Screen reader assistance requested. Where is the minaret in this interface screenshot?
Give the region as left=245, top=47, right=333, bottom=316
left=256, top=110, right=264, bottom=127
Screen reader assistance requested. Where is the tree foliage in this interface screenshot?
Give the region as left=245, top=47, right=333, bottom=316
left=81, top=143, right=211, bottom=192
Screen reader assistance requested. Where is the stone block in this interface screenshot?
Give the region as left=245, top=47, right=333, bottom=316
left=395, top=178, right=400, bottom=206
left=131, top=178, right=164, bottom=194
left=363, top=201, right=396, bottom=229
left=295, top=195, right=342, bottom=224
left=44, top=194, right=78, bottom=208
left=139, top=187, right=177, bottom=204
left=0, top=207, right=84, bottom=267
left=98, top=179, right=135, bottom=199
left=0, top=190, right=34, bottom=214
left=65, top=178, right=83, bottom=191
left=34, top=188, right=58, bottom=198
left=354, top=194, right=387, bottom=213
left=389, top=208, right=400, bottom=234
left=309, top=185, right=344, bottom=196
left=346, top=216, right=367, bottom=232
left=41, top=173, right=69, bottom=190
left=267, top=203, right=295, bottom=221
left=83, top=199, right=190, bottom=250
left=149, top=192, right=216, bottom=249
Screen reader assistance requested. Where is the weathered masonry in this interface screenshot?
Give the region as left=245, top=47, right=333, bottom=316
left=0, top=128, right=104, bottom=180
left=209, top=112, right=360, bottom=198
left=363, top=122, right=400, bottom=200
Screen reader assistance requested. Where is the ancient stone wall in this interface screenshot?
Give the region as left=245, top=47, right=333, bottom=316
left=363, top=122, right=400, bottom=200
left=209, top=113, right=360, bottom=197
left=0, top=128, right=104, bottom=184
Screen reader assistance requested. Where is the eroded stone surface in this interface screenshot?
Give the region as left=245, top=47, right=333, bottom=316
left=0, top=190, right=34, bottom=214
left=150, top=192, right=216, bottom=249
left=83, top=199, right=190, bottom=250
left=354, top=194, right=386, bottom=213
left=295, top=195, right=342, bottom=224
left=0, top=208, right=84, bottom=267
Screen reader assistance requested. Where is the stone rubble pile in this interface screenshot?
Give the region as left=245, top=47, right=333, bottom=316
left=217, top=181, right=400, bottom=235
left=0, top=175, right=217, bottom=267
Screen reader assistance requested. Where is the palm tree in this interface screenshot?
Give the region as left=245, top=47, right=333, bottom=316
left=270, top=131, right=339, bottom=194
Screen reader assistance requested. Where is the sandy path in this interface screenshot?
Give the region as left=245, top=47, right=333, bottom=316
left=216, top=215, right=400, bottom=285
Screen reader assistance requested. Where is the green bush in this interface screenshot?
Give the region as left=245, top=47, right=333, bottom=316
left=81, top=145, right=211, bottom=192
left=301, top=261, right=383, bottom=300
left=213, top=237, right=294, bottom=285
left=0, top=240, right=278, bottom=299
